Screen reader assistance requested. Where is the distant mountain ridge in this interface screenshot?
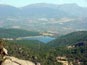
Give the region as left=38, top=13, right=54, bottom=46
left=0, top=4, right=20, bottom=17
left=0, top=3, right=87, bottom=18
left=0, top=3, right=87, bottom=34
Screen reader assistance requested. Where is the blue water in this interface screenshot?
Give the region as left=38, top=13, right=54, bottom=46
left=21, top=36, right=55, bottom=43
left=36, top=36, right=55, bottom=43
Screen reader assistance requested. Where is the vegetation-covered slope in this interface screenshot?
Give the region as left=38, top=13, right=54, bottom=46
left=4, top=40, right=60, bottom=65
left=4, top=40, right=87, bottom=65
left=0, top=28, right=40, bottom=38
left=48, top=31, right=87, bottom=47
left=0, top=31, right=87, bottom=65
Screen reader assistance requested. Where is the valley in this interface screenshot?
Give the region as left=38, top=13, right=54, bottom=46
left=0, top=28, right=87, bottom=65
left=0, top=3, right=87, bottom=65
left=0, top=17, right=87, bottom=34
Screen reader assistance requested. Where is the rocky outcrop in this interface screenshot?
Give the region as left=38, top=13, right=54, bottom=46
left=1, top=56, right=37, bottom=65
left=0, top=46, right=40, bottom=65
left=56, top=56, right=73, bottom=65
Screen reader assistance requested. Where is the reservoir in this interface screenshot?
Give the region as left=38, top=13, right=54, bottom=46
left=17, top=36, right=55, bottom=43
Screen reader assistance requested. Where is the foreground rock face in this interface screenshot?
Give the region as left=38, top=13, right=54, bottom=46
left=0, top=47, right=40, bottom=65
left=1, top=56, right=36, bottom=65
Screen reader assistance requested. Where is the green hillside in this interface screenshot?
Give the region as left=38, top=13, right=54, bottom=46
left=4, top=39, right=87, bottom=65
left=0, top=31, right=87, bottom=65
left=0, top=28, right=40, bottom=38
left=48, top=31, right=87, bottom=47
left=0, top=30, right=87, bottom=65
left=4, top=40, right=57, bottom=65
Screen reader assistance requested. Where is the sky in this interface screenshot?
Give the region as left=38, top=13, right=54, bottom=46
left=0, top=0, right=87, bottom=7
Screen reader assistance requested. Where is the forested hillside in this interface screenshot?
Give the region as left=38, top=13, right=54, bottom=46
left=0, top=31, right=87, bottom=65
left=0, top=28, right=40, bottom=38
left=48, top=31, right=87, bottom=47
left=3, top=39, right=87, bottom=65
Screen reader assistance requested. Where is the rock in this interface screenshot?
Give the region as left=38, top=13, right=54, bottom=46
left=1, top=56, right=36, bottom=65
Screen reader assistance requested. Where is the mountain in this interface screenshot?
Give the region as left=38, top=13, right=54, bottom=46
left=0, top=3, right=87, bottom=18
left=0, top=28, right=40, bottom=38
left=18, top=3, right=87, bottom=17
left=21, top=3, right=87, bottom=17
left=48, top=31, right=87, bottom=47
left=21, top=3, right=69, bottom=18
left=58, top=3, right=87, bottom=17
left=0, top=3, right=87, bottom=34
left=0, top=4, right=20, bottom=17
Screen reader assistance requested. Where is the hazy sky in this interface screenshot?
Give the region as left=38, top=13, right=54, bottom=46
left=0, top=0, right=87, bottom=7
